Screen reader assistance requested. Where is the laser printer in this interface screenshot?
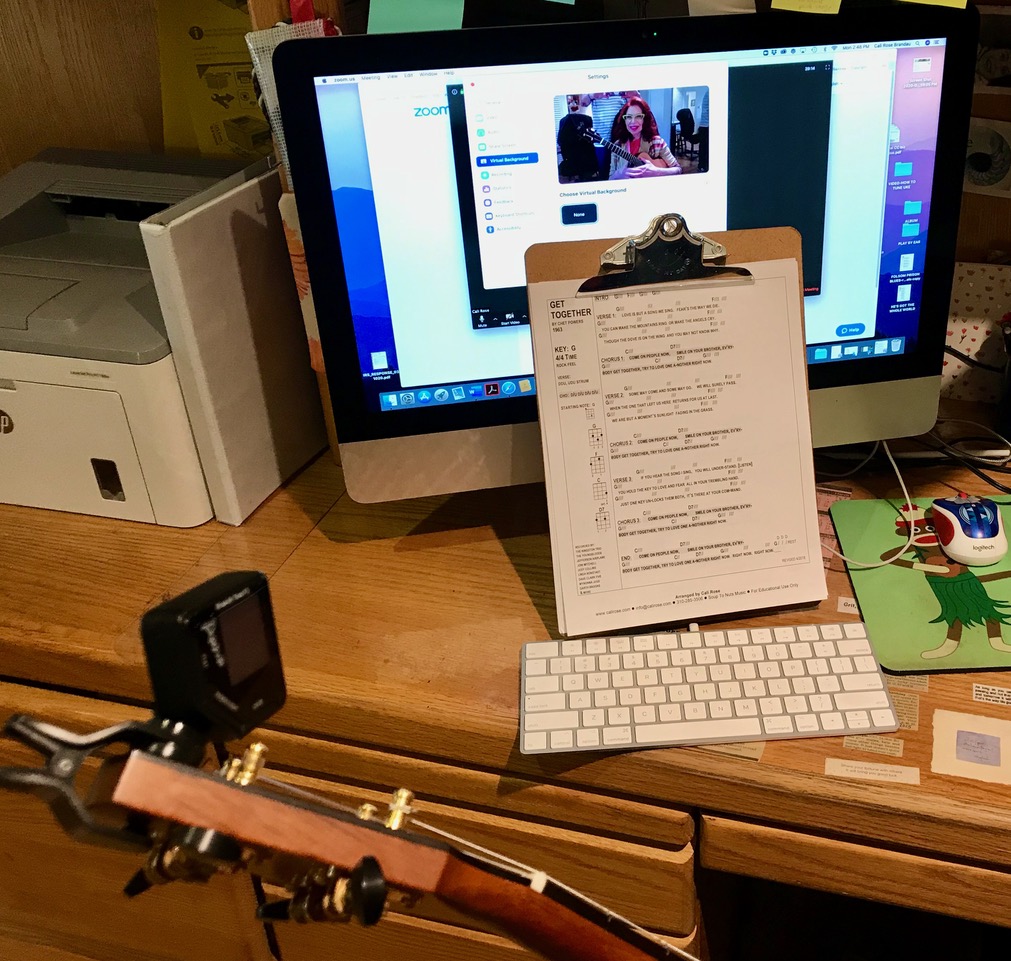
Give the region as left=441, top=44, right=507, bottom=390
left=0, top=150, right=236, bottom=526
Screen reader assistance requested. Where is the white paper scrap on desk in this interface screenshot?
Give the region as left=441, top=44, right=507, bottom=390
left=529, top=259, right=827, bottom=637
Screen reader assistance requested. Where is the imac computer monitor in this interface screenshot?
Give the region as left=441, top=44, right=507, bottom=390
left=275, top=5, right=977, bottom=503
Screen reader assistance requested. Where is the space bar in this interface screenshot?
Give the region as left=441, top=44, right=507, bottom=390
left=635, top=717, right=763, bottom=744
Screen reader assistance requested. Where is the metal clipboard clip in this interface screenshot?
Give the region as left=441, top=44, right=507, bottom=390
left=577, top=213, right=753, bottom=295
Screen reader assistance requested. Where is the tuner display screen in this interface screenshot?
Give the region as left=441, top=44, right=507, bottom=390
left=218, top=590, right=273, bottom=688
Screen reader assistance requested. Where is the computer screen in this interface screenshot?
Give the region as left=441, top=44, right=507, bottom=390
left=275, top=6, right=977, bottom=502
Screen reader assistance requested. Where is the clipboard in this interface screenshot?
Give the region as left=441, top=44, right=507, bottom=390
left=525, top=213, right=804, bottom=303
left=523, top=214, right=823, bottom=638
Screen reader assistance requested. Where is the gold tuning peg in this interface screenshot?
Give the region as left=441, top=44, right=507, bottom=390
left=385, top=789, right=414, bottom=831
left=222, top=742, right=268, bottom=786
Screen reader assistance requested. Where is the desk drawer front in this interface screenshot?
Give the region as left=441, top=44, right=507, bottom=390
left=701, top=815, right=1011, bottom=928
left=276, top=903, right=700, bottom=961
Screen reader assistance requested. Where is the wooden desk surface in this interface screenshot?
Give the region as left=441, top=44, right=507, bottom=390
left=3, top=452, right=1011, bottom=895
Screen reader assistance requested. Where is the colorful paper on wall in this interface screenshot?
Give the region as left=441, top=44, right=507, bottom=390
left=368, top=0, right=466, bottom=32
left=157, top=0, right=274, bottom=162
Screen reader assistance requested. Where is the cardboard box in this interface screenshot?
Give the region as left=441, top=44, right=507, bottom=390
left=142, top=160, right=327, bottom=524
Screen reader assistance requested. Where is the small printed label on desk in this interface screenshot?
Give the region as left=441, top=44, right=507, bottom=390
left=837, top=597, right=859, bottom=615
left=842, top=734, right=904, bottom=758
left=697, top=740, right=766, bottom=762
left=887, top=674, right=930, bottom=694
left=973, top=683, right=1011, bottom=708
left=825, top=757, right=920, bottom=784
left=889, top=690, right=920, bottom=731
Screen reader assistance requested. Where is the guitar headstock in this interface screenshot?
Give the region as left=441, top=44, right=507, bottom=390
left=0, top=574, right=695, bottom=961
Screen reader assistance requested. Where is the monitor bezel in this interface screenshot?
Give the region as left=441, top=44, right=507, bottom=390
left=275, top=5, right=978, bottom=448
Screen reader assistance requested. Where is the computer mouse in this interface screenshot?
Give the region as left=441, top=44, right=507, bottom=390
left=931, top=496, right=1008, bottom=566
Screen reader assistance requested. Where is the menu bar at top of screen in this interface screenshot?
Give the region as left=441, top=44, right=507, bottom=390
left=311, top=37, right=946, bottom=86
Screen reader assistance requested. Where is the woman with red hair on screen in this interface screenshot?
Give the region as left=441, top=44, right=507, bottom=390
left=606, top=95, right=681, bottom=180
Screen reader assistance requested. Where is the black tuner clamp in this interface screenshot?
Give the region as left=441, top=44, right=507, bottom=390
left=0, top=571, right=288, bottom=851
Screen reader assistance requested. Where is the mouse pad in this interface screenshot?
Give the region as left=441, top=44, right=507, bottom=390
left=831, top=497, right=1011, bottom=674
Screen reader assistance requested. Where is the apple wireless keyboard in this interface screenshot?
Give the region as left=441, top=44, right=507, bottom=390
left=519, top=622, right=899, bottom=755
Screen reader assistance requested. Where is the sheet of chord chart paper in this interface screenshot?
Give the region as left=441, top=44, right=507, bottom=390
left=528, top=259, right=826, bottom=636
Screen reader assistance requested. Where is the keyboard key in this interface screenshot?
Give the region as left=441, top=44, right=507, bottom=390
left=526, top=676, right=560, bottom=694
left=658, top=703, right=682, bottom=722
left=774, top=627, right=796, bottom=643
left=835, top=690, right=890, bottom=711
left=704, top=631, right=726, bottom=646
left=837, top=639, right=872, bottom=656
left=526, top=659, right=547, bottom=676
left=608, top=707, right=631, bottom=726
left=525, top=711, right=580, bottom=731
left=820, top=712, right=844, bottom=731
left=750, top=628, right=773, bottom=644
left=526, top=642, right=559, bottom=659
left=619, top=687, right=643, bottom=706
left=594, top=690, right=617, bottom=708
left=586, top=638, right=608, bottom=654
left=797, top=626, right=819, bottom=641
left=550, top=657, right=572, bottom=674
left=820, top=624, right=843, bottom=640
left=796, top=713, right=820, bottom=732
left=843, top=622, right=867, bottom=638
left=551, top=730, right=574, bottom=750
left=576, top=729, right=600, bottom=748
left=561, top=640, right=583, bottom=656
left=872, top=709, right=897, bottom=727
left=710, top=700, right=733, bottom=719
left=635, top=717, right=762, bottom=744
left=526, top=693, right=566, bottom=712
left=583, top=709, right=605, bottom=727
left=603, top=726, right=633, bottom=745
left=569, top=692, right=592, bottom=709
left=764, top=716, right=795, bottom=735
left=609, top=637, right=631, bottom=653
left=633, top=635, right=656, bottom=651
left=845, top=711, right=871, bottom=730
left=524, top=732, right=548, bottom=751
left=634, top=705, right=658, bottom=724
left=684, top=703, right=708, bottom=720
left=710, top=664, right=732, bottom=682
left=841, top=673, right=883, bottom=692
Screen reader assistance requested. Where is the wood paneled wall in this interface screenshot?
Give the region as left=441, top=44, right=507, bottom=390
left=0, top=0, right=163, bottom=177
left=0, top=0, right=362, bottom=180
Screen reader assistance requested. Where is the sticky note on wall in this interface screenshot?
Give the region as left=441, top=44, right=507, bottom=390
left=368, top=0, right=466, bottom=32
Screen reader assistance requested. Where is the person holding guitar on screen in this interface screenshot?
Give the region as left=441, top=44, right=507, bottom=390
left=605, top=96, right=681, bottom=180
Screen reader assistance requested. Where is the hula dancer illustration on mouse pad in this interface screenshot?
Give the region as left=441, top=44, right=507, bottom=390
left=830, top=498, right=1011, bottom=673
left=882, top=502, right=1011, bottom=660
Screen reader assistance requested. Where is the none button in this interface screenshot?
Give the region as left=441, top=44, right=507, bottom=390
left=561, top=204, right=598, bottom=225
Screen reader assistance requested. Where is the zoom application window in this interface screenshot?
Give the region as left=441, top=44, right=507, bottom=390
left=312, top=38, right=943, bottom=413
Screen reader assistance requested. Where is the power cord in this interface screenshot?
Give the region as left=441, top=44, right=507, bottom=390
left=821, top=440, right=919, bottom=569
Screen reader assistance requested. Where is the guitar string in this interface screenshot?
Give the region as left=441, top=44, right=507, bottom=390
left=255, top=774, right=701, bottom=961
left=255, top=773, right=538, bottom=874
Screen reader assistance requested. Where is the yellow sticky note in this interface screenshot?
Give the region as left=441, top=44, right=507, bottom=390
left=771, top=0, right=841, bottom=13
left=898, top=0, right=967, bottom=8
